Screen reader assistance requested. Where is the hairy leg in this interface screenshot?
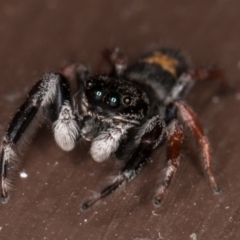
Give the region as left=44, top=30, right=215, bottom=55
left=176, top=101, right=220, bottom=193
left=0, top=73, right=80, bottom=203
left=165, top=67, right=227, bottom=105
left=101, top=48, right=128, bottom=76
left=81, top=116, right=165, bottom=210
left=154, top=120, right=183, bottom=206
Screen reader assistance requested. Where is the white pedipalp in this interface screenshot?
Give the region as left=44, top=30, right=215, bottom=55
left=53, top=101, right=80, bottom=151
left=90, top=124, right=131, bottom=162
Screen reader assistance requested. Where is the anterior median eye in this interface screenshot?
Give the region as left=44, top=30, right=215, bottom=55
left=91, top=86, right=103, bottom=101
left=106, top=93, right=120, bottom=108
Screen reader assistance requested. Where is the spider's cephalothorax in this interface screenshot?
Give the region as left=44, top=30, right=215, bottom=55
left=79, top=74, right=151, bottom=162
left=0, top=48, right=221, bottom=209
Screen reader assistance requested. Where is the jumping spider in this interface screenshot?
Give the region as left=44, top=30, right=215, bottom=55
left=0, top=48, right=221, bottom=210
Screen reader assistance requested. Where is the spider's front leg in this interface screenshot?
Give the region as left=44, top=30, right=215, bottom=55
left=81, top=116, right=165, bottom=211
left=0, top=73, right=80, bottom=203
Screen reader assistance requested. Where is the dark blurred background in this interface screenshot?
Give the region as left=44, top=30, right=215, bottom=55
left=0, top=1, right=240, bottom=239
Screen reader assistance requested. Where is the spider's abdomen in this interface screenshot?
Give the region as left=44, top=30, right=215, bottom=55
left=124, top=48, right=189, bottom=102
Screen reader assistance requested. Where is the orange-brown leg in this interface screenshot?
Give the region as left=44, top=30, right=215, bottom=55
left=189, top=68, right=225, bottom=82
left=154, top=120, right=183, bottom=206
left=176, top=101, right=221, bottom=194
left=189, top=67, right=229, bottom=93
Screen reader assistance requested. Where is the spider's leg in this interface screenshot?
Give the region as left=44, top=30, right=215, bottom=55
left=0, top=73, right=80, bottom=203
left=164, top=72, right=194, bottom=105
left=101, top=48, right=127, bottom=76
left=81, top=116, right=165, bottom=211
left=60, top=63, right=91, bottom=107
left=175, top=101, right=220, bottom=193
left=60, top=63, right=90, bottom=88
left=189, top=67, right=226, bottom=85
left=190, top=67, right=230, bottom=93
left=165, top=67, right=228, bottom=105
left=154, top=120, right=183, bottom=206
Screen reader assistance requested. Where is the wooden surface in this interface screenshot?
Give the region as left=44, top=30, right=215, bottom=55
left=0, top=1, right=240, bottom=239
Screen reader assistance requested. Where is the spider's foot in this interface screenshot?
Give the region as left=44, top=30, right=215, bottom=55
left=81, top=176, right=126, bottom=211
left=1, top=194, right=9, bottom=204
left=153, top=197, right=163, bottom=207
left=212, top=186, right=222, bottom=195
left=81, top=203, right=89, bottom=211
left=1, top=178, right=10, bottom=204
left=81, top=202, right=92, bottom=211
left=208, top=174, right=221, bottom=195
left=80, top=196, right=100, bottom=211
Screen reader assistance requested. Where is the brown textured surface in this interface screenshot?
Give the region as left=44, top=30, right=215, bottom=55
left=0, top=1, right=240, bottom=239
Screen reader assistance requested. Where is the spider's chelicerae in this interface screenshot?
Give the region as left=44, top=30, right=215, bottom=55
left=0, top=48, right=221, bottom=210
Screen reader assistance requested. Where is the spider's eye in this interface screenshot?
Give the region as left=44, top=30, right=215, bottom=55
left=85, top=80, right=93, bottom=88
left=106, top=93, right=120, bottom=108
left=91, top=86, right=103, bottom=101
left=123, top=96, right=131, bottom=105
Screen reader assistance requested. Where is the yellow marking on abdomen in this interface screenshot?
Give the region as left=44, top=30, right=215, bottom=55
left=141, top=51, right=179, bottom=77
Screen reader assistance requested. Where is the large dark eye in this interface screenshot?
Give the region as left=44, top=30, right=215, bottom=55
left=106, top=93, right=120, bottom=108
left=91, top=86, right=103, bottom=101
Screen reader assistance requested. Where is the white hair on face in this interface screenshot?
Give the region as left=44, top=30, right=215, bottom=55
left=53, top=101, right=80, bottom=151
left=90, top=124, right=131, bottom=162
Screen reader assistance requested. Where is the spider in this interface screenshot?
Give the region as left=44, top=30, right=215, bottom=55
left=0, top=48, right=221, bottom=210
